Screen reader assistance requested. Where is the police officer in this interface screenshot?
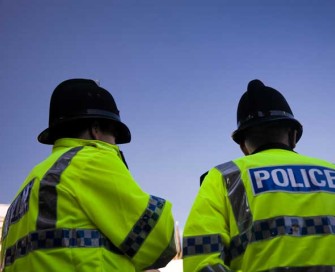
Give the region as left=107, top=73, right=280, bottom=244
left=1, top=79, right=176, bottom=271
left=183, top=80, right=335, bottom=271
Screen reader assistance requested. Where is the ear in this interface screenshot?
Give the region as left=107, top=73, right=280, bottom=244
left=90, top=122, right=100, bottom=140
left=240, top=141, right=250, bottom=155
left=289, top=129, right=297, bottom=149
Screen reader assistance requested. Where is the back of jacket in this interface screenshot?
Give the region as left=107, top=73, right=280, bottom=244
left=183, top=148, right=335, bottom=271
left=1, top=138, right=176, bottom=272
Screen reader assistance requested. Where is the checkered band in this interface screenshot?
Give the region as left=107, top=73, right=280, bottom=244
left=228, top=215, right=335, bottom=260
left=183, top=234, right=224, bottom=257
left=3, top=228, right=122, bottom=267
left=120, top=195, right=165, bottom=257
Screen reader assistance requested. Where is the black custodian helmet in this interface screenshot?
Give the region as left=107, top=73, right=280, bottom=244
left=232, top=79, right=303, bottom=144
left=38, top=78, right=131, bottom=145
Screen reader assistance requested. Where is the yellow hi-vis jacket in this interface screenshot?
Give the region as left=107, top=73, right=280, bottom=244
left=183, top=148, right=335, bottom=272
left=1, top=138, right=176, bottom=272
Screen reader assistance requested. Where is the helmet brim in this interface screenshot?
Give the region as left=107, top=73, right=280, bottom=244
left=232, top=116, right=303, bottom=144
left=38, top=116, right=131, bottom=145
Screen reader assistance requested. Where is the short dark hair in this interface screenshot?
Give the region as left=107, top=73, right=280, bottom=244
left=51, top=119, right=118, bottom=141
left=244, top=120, right=293, bottom=147
left=95, top=119, right=119, bottom=139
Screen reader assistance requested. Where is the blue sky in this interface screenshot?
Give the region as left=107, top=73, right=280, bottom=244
left=1, top=0, right=334, bottom=230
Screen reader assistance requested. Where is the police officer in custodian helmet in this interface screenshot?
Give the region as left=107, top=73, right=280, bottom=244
left=183, top=80, right=335, bottom=271
left=1, top=79, right=176, bottom=271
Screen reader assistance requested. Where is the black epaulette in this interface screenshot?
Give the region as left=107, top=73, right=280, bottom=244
left=199, top=171, right=209, bottom=186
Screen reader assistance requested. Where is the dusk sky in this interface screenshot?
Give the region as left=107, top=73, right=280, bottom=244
left=1, top=0, right=334, bottom=231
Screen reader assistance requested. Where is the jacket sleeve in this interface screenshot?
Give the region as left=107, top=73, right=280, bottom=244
left=183, top=168, right=233, bottom=272
left=74, top=148, right=176, bottom=270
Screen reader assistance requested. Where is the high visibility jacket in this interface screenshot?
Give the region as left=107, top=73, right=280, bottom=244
left=183, top=148, right=335, bottom=272
left=1, top=138, right=176, bottom=271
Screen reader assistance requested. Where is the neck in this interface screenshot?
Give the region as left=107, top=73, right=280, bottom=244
left=251, top=142, right=294, bottom=155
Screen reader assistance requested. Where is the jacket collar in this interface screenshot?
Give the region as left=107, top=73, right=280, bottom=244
left=251, top=143, right=295, bottom=155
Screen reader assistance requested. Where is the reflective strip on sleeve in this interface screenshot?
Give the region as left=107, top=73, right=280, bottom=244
left=37, top=146, right=83, bottom=229
left=3, top=228, right=122, bottom=267
left=183, top=234, right=224, bottom=257
left=215, top=161, right=252, bottom=233
left=229, top=215, right=335, bottom=260
left=120, top=195, right=166, bottom=258
left=144, top=229, right=177, bottom=270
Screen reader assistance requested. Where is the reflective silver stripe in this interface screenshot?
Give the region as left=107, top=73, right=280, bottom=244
left=229, top=215, right=335, bottom=260
left=37, top=146, right=83, bottom=229
left=200, top=264, right=232, bottom=272
left=183, top=234, right=224, bottom=257
left=120, top=195, right=166, bottom=257
left=4, top=228, right=122, bottom=267
left=2, top=179, right=34, bottom=239
left=266, top=266, right=335, bottom=272
left=215, top=161, right=252, bottom=233
left=144, top=229, right=177, bottom=270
